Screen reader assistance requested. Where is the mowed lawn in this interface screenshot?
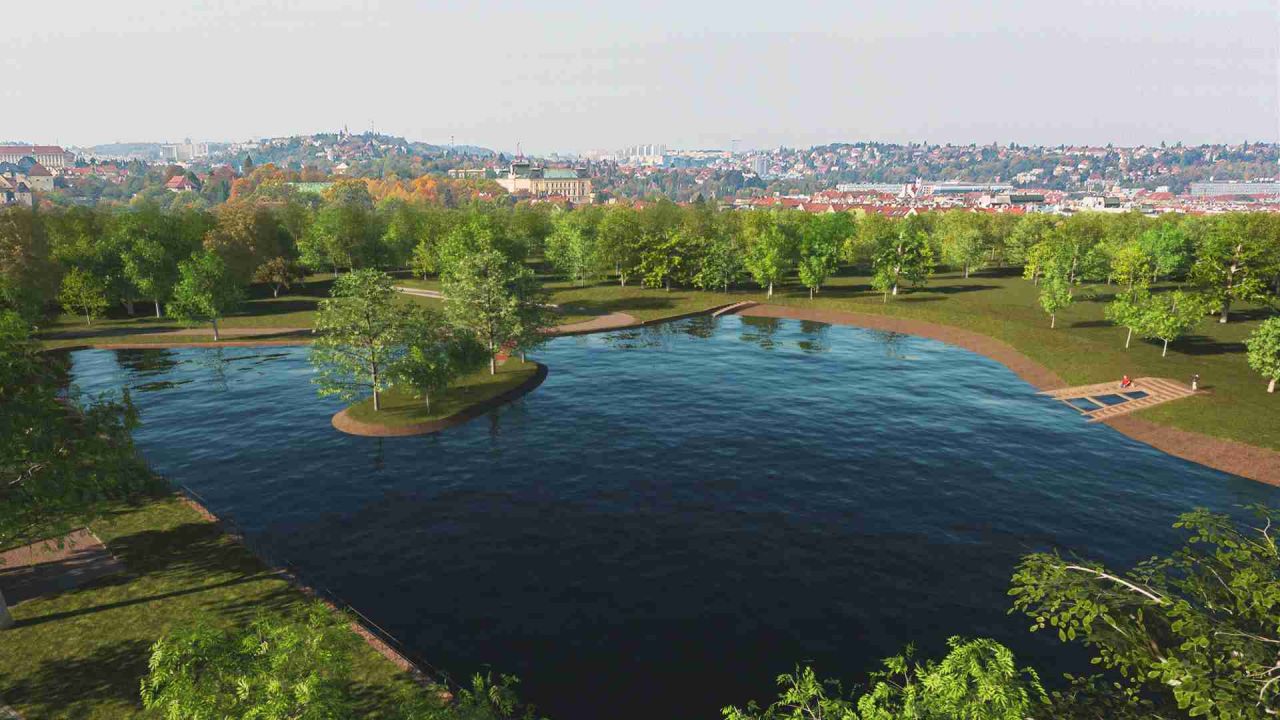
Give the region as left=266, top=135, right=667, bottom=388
left=0, top=496, right=424, bottom=719
left=772, top=268, right=1279, bottom=451
left=347, top=358, right=541, bottom=427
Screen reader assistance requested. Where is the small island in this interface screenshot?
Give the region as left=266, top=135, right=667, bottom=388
left=332, top=359, right=547, bottom=437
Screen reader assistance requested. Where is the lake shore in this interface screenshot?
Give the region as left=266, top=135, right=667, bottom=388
left=735, top=303, right=1280, bottom=487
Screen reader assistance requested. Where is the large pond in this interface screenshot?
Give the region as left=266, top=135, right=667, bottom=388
left=69, top=315, right=1278, bottom=719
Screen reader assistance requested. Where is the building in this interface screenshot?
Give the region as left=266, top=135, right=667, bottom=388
left=494, top=159, right=593, bottom=202
left=0, top=175, right=33, bottom=206
left=0, top=145, right=74, bottom=169
left=163, top=139, right=210, bottom=162
left=165, top=175, right=198, bottom=192
left=1189, top=180, right=1280, bottom=197
left=448, top=167, right=490, bottom=180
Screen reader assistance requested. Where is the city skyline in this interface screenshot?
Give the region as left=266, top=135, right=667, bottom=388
left=5, top=0, right=1278, bottom=154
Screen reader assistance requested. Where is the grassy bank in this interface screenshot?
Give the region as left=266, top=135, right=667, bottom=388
left=0, top=496, right=423, bottom=719
left=773, top=268, right=1279, bottom=451
left=346, top=358, right=540, bottom=428
left=33, top=265, right=1277, bottom=450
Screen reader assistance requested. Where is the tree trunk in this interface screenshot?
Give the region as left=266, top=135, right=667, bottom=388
left=1050, top=312, right=1056, bottom=329
left=767, top=282, right=773, bottom=298
left=964, top=265, right=970, bottom=279
left=809, top=287, right=814, bottom=299
left=211, top=318, right=220, bottom=342
left=490, top=355, right=497, bottom=375
left=273, top=285, right=281, bottom=298
left=123, top=298, right=135, bottom=315
left=155, top=299, right=162, bottom=318
left=1269, top=377, right=1276, bottom=393
left=0, top=589, right=12, bottom=629
left=373, top=389, right=381, bottom=411
left=1162, top=339, right=1169, bottom=357
left=882, top=290, right=889, bottom=304
left=424, top=392, right=431, bottom=411
left=1125, top=326, right=1132, bottom=349
left=892, top=283, right=899, bottom=296
left=1219, top=301, right=1230, bottom=324
left=85, top=312, right=92, bottom=325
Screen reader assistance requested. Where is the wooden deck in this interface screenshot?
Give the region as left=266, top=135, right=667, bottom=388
left=1040, top=377, right=1199, bottom=422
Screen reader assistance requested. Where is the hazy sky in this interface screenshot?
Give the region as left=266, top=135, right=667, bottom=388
left=4, top=0, right=1277, bottom=153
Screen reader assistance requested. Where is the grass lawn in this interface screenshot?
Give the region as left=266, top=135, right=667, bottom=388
left=770, top=267, right=1279, bottom=451
left=346, top=358, right=540, bottom=428
left=0, top=495, right=423, bottom=719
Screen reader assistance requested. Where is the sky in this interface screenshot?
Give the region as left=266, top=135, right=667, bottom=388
left=3, top=0, right=1278, bottom=154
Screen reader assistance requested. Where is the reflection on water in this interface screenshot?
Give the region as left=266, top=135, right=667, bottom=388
left=68, top=317, right=1279, bottom=720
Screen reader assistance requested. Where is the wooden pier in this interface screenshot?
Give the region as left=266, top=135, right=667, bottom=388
left=1040, top=377, right=1199, bottom=422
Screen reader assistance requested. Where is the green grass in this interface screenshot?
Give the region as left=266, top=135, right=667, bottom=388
left=765, top=268, right=1279, bottom=451
left=0, top=495, right=423, bottom=719
left=346, top=359, right=539, bottom=428
left=544, top=279, right=732, bottom=324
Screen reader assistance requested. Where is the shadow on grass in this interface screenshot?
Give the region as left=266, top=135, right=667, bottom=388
left=107, top=522, right=264, bottom=578
left=12, top=572, right=284, bottom=629
left=0, top=638, right=152, bottom=716
left=1176, top=335, right=1247, bottom=356
left=567, top=295, right=683, bottom=315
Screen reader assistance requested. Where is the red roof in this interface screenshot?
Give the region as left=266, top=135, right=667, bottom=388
left=0, top=145, right=67, bottom=155
left=165, top=175, right=196, bottom=190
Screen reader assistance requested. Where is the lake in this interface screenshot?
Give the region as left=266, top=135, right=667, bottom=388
left=69, top=315, right=1279, bottom=719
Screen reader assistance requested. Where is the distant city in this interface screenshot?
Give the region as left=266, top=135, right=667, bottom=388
left=4, top=131, right=1280, bottom=215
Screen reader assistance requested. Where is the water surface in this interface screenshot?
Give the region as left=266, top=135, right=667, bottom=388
left=70, top=316, right=1277, bottom=719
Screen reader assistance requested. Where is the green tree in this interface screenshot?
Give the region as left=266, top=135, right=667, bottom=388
left=169, top=250, right=245, bottom=342
left=597, top=206, right=644, bottom=286
left=1190, top=213, right=1273, bottom=323
left=1107, top=242, right=1153, bottom=293
left=0, top=206, right=58, bottom=320
left=443, top=248, right=543, bottom=375
left=1104, top=287, right=1148, bottom=349
left=937, top=212, right=988, bottom=278
left=310, top=269, right=402, bottom=411
left=1011, top=506, right=1280, bottom=719
left=1, top=310, right=154, bottom=628
left=695, top=233, right=746, bottom=293
left=743, top=211, right=793, bottom=298
left=871, top=215, right=934, bottom=302
left=546, top=210, right=603, bottom=286
left=58, top=266, right=109, bottom=325
left=1039, top=274, right=1073, bottom=329
left=1137, top=222, right=1191, bottom=282
left=797, top=214, right=845, bottom=298
left=1245, top=317, right=1280, bottom=393
left=1135, top=290, right=1203, bottom=357
left=140, top=603, right=355, bottom=719
left=391, top=307, right=488, bottom=411
left=723, top=638, right=1045, bottom=720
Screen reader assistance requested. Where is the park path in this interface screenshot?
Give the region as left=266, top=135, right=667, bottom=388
left=393, top=286, right=444, bottom=299
left=548, top=312, right=639, bottom=335
left=0, top=528, right=124, bottom=606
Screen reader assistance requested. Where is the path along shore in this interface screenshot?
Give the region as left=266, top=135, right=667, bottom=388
left=733, top=304, right=1280, bottom=487
left=54, top=302, right=1279, bottom=486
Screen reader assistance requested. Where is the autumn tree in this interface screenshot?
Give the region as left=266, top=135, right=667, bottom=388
left=253, top=256, right=305, bottom=298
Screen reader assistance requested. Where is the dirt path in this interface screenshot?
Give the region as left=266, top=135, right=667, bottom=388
left=734, top=304, right=1280, bottom=487
left=0, top=528, right=124, bottom=606
left=549, top=312, right=639, bottom=336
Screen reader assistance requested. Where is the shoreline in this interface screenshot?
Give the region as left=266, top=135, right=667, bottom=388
left=331, top=362, right=549, bottom=437
left=734, top=304, right=1280, bottom=487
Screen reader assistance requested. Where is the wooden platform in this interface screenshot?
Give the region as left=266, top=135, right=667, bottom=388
left=1040, top=377, right=1199, bottom=422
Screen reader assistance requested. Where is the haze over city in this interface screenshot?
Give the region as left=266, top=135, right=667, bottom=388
left=4, top=0, right=1279, bottom=152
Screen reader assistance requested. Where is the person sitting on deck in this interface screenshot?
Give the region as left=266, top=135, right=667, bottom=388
left=1120, top=375, right=1133, bottom=389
